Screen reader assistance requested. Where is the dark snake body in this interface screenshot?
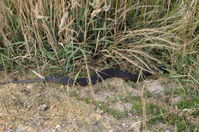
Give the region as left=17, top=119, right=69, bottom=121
left=0, top=68, right=161, bottom=86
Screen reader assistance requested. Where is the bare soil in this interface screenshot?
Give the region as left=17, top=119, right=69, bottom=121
left=0, top=72, right=181, bottom=132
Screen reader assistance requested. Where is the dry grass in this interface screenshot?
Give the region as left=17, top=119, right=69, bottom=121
left=0, top=0, right=197, bottom=74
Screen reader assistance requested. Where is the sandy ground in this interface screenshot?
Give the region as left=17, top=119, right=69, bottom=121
left=0, top=72, right=181, bottom=132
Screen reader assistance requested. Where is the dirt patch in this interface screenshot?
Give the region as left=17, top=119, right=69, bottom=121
left=0, top=73, right=182, bottom=131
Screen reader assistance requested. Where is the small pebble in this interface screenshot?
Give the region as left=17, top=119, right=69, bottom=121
left=37, top=104, right=49, bottom=111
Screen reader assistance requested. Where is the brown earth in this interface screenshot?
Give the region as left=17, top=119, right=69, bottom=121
left=0, top=71, right=180, bottom=132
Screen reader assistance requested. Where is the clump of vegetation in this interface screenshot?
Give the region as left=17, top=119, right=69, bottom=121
left=0, top=0, right=197, bottom=74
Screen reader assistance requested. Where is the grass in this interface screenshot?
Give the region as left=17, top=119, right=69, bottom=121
left=1, top=0, right=193, bottom=73
left=0, top=0, right=198, bottom=131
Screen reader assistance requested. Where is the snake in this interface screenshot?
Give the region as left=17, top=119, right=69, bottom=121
left=0, top=67, right=167, bottom=86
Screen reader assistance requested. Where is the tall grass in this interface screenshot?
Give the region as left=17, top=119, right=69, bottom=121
left=0, top=0, right=198, bottom=77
